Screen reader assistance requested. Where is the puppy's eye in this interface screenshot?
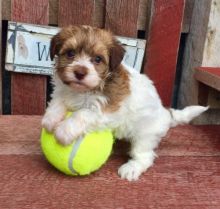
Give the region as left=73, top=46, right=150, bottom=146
left=66, top=50, right=75, bottom=58
left=94, top=56, right=102, bottom=64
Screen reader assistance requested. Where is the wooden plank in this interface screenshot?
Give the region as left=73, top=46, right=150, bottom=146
left=178, top=0, right=212, bottom=108
left=0, top=115, right=220, bottom=207
left=0, top=115, right=220, bottom=208
left=0, top=115, right=220, bottom=156
left=195, top=67, right=220, bottom=91
left=0, top=0, right=2, bottom=114
left=58, top=0, right=95, bottom=26
left=143, top=0, right=185, bottom=107
left=195, top=67, right=220, bottom=108
left=0, top=155, right=220, bottom=208
left=182, top=0, right=195, bottom=33
left=137, top=0, right=149, bottom=31
left=10, top=0, right=49, bottom=114
left=105, top=0, right=140, bottom=37
left=2, top=0, right=11, bottom=22
left=2, top=0, right=197, bottom=33
left=0, top=115, right=42, bottom=155
left=49, top=0, right=58, bottom=25
left=93, top=0, right=105, bottom=28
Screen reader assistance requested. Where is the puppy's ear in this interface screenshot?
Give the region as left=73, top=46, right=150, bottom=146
left=50, top=33, right=62, bottom=60
left=109, top=40, right=125, bottom=70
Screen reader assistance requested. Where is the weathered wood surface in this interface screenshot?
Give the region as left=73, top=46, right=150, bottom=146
left=1, top=155, right=220, bottom=209
left=58, top=0, right=95, bottom=26
left=195, top=67, right=220, bottom=111
left=178, top=0, right=212, bottom=108
left=143, top=0, right=185, bottom=106
left=178, top=0, right=220, bottom=124
left=0, top=0, right=2, bottom=114
left=105, top=0, right=140, bottom=37
left=2, top=0, right=195, bottom=33
left=10, top=0, right=49, bottom=114
left=195, top=67, right=220, bottom=91
left=0, top=116, right=220, bottom=208
left=182, top=0, right=195, bottom=33
left=0, top=116, right=219, bottom=156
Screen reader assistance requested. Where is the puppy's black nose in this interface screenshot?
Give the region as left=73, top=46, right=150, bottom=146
left=74, top=67, right=88, bottom=80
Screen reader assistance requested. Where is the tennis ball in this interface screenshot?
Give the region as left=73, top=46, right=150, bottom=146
left=41, top=113, right=114, bottom=176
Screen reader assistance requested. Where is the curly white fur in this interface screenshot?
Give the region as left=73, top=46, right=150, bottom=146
left=42, top=63, right=208, bottom=181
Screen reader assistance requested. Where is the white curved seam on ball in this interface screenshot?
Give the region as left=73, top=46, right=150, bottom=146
left=68, top=136, right=84, bottom=174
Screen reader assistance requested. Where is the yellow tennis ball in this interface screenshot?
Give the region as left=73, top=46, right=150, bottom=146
left=41, top=113, right=114, bottom=176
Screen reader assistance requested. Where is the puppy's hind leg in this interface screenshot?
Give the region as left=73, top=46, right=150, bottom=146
left=118, top=133, right=161, bottom=181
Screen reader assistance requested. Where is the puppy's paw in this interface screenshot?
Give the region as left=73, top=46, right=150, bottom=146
left=41, top=114, right=62, bottom=133
left=55, top=119, right=83, bottom=145
left=118, top=160, right=144, bottom=181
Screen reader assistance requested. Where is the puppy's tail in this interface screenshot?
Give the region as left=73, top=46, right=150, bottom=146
left=169, top=106, right=208, bottom=127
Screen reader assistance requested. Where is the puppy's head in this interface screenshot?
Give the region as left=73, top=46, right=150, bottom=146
left=50, top=25, right=125, bottom=92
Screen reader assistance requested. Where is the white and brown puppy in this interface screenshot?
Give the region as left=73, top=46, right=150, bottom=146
left=42, top=25, right=208, bottom=181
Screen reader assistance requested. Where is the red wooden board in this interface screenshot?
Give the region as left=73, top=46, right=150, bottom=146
left=195, top=67, right=220, bottom=91
left=58, top=0, right=95, bottom=26
left=1, top=155, right=220, bottom=209
left=105, top=0, right=140, bottom=37
left=11, top=0, right=49, bottom=114
left=0, top=116, right=220, bottom=208
left=196, top=67, right=220, bottom=77
left=143, top=0, right=185, bottom=107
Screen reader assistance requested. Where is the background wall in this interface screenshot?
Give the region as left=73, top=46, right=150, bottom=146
left=178, top=0, right=220, bottom=124
left=1, top=0, right=220, bottom=124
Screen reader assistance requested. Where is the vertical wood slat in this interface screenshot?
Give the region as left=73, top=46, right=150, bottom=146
left=11, top=0, right=49, bottom=114
left=143, top=0, right=185, bottom=107
left=58, top=0, right=95, bottom=26
left=105, top=0, right=140, bottom=37
left=0, top=0, right=2, bottom=114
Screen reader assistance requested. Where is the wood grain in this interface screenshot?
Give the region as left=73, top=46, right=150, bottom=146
left=0, top=116, right=219, bottom=208
left=49, top=0, right=58, bottom=25
left=143, top=0, right=185, bottom=106
left=11, top=74, right=47, bottom=115
left=182, top=0, right=195, bottom=33
left=0, top=156, right=220, bottom=209
left=93, top=0, right=105, bottom=28
left=195, top=67, right=220, bottom=109
left=3, top=0, right=195, bottom=33
left=58, top=0, right=95, bottom=26
left=11, top=0, right=49, bottom=115
left=0, top=0, right=2, bottom=114
left=105, top=0, right=140, bottom=37
left=195, top=67, right=220, bottom=91
left=178, top=0, right=212, bottom=108
left=0, top=115, right=219, bottom=156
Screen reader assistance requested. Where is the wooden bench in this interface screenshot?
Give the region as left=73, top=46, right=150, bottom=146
left=1, top=116, right=220, bottom=208
left=195, top=67, right=220, bottom=106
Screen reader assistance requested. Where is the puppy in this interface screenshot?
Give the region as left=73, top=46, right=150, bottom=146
left=42, top=25, right=208, bottom=181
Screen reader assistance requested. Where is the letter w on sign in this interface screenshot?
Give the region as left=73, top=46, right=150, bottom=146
left=5, top=22, right=146, bottom=76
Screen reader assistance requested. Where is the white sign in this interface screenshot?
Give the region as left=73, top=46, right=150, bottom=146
left=6, top=22, right=146, bottom=75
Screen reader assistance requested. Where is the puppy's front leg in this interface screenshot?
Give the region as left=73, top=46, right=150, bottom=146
left=42, top=99, right=66, bottom=132
left=55, top=109, right=100, bottom=145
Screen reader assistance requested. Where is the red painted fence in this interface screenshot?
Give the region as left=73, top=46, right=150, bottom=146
left=8, top=0, right=185, bottom=114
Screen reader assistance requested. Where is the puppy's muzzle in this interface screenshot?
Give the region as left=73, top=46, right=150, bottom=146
left=74, top=66, right=88, bottom=80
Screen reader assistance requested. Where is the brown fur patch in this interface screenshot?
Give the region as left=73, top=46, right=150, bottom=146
left=51, top=26, right=130, bottom=105
left=103, top=65, right=130, bottom=112
left=51, top=25, right=115, bottom=61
